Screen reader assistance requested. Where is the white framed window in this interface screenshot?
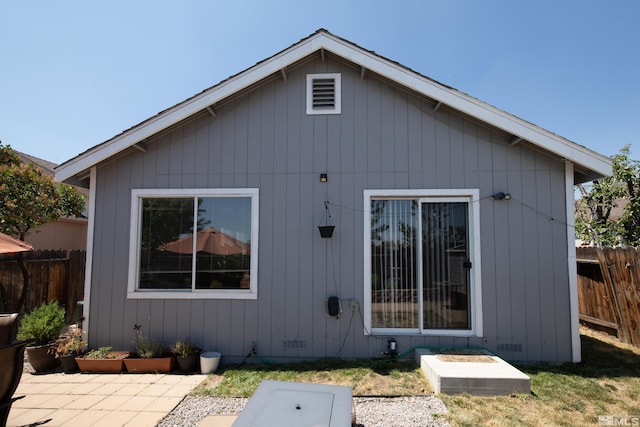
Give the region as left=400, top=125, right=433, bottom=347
left=363, top=189, right=483, bottom=336
left=306, top=73, right=341, bottom=115
left=127, top=188, right=259, bottom=299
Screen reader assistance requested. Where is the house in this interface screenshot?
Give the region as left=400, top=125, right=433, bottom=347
left=13, top=150, right=88, bottom=251
left=55, top=29, right=611, bottom=363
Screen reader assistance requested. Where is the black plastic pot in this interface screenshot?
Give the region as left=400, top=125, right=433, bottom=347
left=176, top=353, right=200, bottom=373
left=318, top=225, right=335, bottom=238
left=26, top=344, right=60, bottom=373
left=59, top=354, right=80, bottom=373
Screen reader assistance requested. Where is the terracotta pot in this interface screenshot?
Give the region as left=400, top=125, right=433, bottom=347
left=124, top=355, right=176, bottom=373
left=26, top=344, right=60, bottom=373
left=176, top=353, right=200, bottom=373
left=76, top=352, right=130, bottom=373
left=58, top=354, right=80, bottom=373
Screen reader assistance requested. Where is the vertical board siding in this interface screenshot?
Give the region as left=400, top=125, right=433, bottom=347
left=89, top=56, right=571, bottom=361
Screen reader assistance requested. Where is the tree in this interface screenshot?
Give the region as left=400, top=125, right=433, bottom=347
left=575, top=145, right=640, bottom=247
left=0, top=142, right=85, bottom=311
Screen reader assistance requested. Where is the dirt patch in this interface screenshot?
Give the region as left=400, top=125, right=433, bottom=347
left=436, top=354, right=496, bottom=363
left=195, top=374, right=225, bottom=390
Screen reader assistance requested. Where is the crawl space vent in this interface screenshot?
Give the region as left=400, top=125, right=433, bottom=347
left=497, top=343, right=523, bottom=353
left=283, top=339, right=307, bottom=349
left=306, top=73, right=341, bottom=115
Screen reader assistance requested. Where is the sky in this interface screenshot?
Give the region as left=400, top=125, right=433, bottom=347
left=1, top=1, right=639, bottom=167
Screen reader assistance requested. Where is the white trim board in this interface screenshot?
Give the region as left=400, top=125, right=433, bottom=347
left=363, top=188, right=483, bottom=337
left=80, top=166, right=96, bottom=340
left=565, top=161, right=581, bottom=363
left=127, top=188, right=259, bottom=300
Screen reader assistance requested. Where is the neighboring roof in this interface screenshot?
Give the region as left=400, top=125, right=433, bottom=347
left=14, top=149, right=57, bottom=177
left=55, top=29, right=612, bottom=185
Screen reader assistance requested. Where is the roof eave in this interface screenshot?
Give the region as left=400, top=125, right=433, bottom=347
left=54, top=30, right=612, bottom=183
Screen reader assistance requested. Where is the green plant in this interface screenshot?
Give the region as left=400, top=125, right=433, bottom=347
left=173, top=339, right=200, bottom=357
left=53, top=328, right=87, bottom=357
left=132, top=324, right=164, bottom=358
left=84, top=346, right=124, bottom=359
left=16, top=301, right=66, bottom=346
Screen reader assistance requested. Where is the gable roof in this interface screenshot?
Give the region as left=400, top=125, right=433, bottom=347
left=55, top=29, right=611, bottom=185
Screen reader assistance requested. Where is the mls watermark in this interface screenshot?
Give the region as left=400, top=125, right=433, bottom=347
left=599, top=415, right=640, bottom=426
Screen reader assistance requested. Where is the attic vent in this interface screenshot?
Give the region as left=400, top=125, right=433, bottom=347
left=306, top=73, right=341, bottom=115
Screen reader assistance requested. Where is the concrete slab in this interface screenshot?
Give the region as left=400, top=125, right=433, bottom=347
left=7, top=372, right=207, bottom=427
left=232, top=380, right=353, bottom=427
left=415, top=348, right=530, bottom=396
left=197, top=415, right=238, bottom=427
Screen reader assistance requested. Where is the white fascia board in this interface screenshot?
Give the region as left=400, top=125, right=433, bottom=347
left=55, top=32, right=612, bottom=182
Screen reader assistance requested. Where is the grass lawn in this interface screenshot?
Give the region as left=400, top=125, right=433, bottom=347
left=442, top=328, right=640, bottom=426
left=193, top=357, right=432, bottom=397
left=192, top=327, right=640, bottom=426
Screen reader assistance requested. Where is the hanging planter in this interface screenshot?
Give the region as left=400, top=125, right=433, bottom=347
left=318, top=225, right=335, bottom=238
left=318, top=201, right=335, bottom=238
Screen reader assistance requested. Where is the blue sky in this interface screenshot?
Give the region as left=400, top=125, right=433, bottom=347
left=1, top=1, right=638, bottom=166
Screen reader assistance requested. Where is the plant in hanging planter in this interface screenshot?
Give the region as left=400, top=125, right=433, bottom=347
left=76, top=346, right=130, bottom=373
left=17, top=301, right=66, bottom=373
left=172, top=339, right=201, bottom=373
left=124, top=324, right=175, bottom=373
left=52, top=327, right=87, bottom=373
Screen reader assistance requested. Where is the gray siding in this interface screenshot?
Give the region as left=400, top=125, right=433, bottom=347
left=89, top=56, right=571, bottom=362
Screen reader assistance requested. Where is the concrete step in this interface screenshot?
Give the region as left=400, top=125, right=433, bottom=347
left=415, top=348, right=530, bottom=396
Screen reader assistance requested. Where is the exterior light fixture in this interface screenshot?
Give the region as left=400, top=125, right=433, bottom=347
left=493, top=192, right=512, bottom=200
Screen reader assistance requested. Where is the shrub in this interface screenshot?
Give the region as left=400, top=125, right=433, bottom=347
left=17, top=301, right=66, bottom=346
left=132, top=324, right=164, bottom=358
left=85, top=346, right=124, bottom=359
left=53, top=328, right=87, bottom=357
left=173, top=339, right=200, bottom=357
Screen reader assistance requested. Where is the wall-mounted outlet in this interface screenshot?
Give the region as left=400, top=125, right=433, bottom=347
left=350, top=300, right=358, bottom=312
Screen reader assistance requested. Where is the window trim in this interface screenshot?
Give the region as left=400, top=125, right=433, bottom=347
left=306, top=73, right=341, bottom=115
left=363, top=189, right=483, bottom=337
left=127, top=188, right=259, bottom=300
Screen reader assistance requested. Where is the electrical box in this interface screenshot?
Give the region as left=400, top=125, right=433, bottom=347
left=327, top=296, right=341, bottom=317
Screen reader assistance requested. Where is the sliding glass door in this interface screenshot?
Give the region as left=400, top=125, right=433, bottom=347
left=421, top=202, right=470, bottom=330
left=369, top=194, right=474, bottom=333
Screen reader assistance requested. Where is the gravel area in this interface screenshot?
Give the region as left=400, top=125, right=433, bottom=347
left=158, top=395, right=450, bottom=427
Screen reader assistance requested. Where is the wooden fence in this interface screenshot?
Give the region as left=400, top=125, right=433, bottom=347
left=0, top=250, right=85, bottom=322
left=577, top=247, right=640, bottom=347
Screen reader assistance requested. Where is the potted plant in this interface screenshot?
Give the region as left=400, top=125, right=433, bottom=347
left=172, top=340, right=200, bottom=373
left=52, top=328, right=87, bottom=373
left=123, top=324, right=175, bottom=373
left=76, top=346, right=130, bottom=373
left=17, top=301, right=66, bottom=373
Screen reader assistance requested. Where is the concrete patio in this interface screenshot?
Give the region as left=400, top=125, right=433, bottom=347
left=8, top=372, right=207, bottom=427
